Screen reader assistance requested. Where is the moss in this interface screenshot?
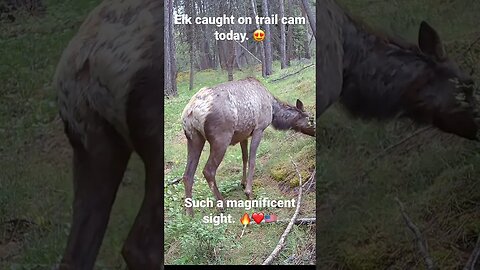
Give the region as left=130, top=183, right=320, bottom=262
left=289, top=170, right=310, bottom=187
left=270, top=165, right=290, bottom=181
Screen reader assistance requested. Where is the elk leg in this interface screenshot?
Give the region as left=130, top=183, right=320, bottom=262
left=121, top=66, right=163, bottom=269
left=59, top=119, right=131, bottom=270
left=244, top=129, right=264, bottom=199
left=240, top=139, right=248, bottom=188
left=203, top=137, right=230, bottom=212
left=122, top=143, right=163, bottom=269
left=183, top=131, right=205, bottom=217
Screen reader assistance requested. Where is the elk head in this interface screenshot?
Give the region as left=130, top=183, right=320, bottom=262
left=403, top=21, right=479, bottom=140
left=291, top=99, right=316, bottom=137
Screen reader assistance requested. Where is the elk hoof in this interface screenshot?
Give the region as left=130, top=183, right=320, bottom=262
left=186, top=207, right=194, bottom=217
left=244, top=190, right=253, bottom=200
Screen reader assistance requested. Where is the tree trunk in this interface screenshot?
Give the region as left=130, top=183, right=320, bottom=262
left=164, top=0, right=177, bottom=96
left=262, top=0, right=273, bottom=76
left=299, top=0, right=316, bottom=38
left=251, top=0, right=267, bottom=77
left=226, top=41, right=235, bottom=81
left=285, top=0, right=294, bottom=66
left=298, top=0, right=311, bottom=59
left=303, top=37, right=311, bottom=59
left=188, top=0, right=195, bottom=91
left=279, top=0, right=287, bottom=69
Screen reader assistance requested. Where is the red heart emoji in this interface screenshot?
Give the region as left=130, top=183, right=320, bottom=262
left=252, top=212, right=264, bottom=224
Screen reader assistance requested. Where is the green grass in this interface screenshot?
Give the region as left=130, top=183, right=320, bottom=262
left=317, top=1, right=480, bottom=269
left=164, top=61, right=316, bottom=265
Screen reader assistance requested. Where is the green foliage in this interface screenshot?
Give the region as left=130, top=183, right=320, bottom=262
left=318, top=1, right=480, bottom=269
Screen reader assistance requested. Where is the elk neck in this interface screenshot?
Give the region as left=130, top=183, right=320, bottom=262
left=340, top=15, right=434, bottom=120
left=271, top=98, right=303, bottom=131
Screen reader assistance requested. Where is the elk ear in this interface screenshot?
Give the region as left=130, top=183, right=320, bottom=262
left=296, top=99, right=304, bottom=111
left=418, top=21, right=446, bottom=60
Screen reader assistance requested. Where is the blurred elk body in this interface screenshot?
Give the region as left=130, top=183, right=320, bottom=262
left=54, top=0, right=162, bottom=269
left=318, top=0, right=479, bottom=140
left=181, top=77, right=315, bottom=216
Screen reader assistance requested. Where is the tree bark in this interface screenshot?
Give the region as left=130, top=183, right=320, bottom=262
left=226, top=41, right=235, bottom=81
left=251, top=0, right=267, bottom=77
left=262, top=0, right=273, bottom=76
left=298, top=0, right=311, bottom=59
left=164, top=0, right=177, bottom=96
left=285, top=0, right=294, bottom=66
left=279, top=0, right=287, bottom=69
left=299, top=0, right=316, bottom=38
left=188, top=0, right=195, bottom=91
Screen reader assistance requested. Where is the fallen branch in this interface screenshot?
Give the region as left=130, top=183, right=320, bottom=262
left=263, top=157, right=303, bottom=265
left=234, top=40, right=262, bottom=63
left=257, top=217, right=316, bottom=225
left=271, top=64, right=314, bottom=83
left=464, top=232, right=480, bottom=270
left=277, top=217, right=315, bottom=225
left=167, top=178, right=182, bottom=185
left=395, top=197, right=437, bottom=270
left=301, top=170, right=316, bottom=193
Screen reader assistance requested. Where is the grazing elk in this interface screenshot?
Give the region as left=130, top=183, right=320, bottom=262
left=318, top=0, right=479, bottom=140
left=181, top=77, right=315, bottom=216
left=54, top=0, right=162, bottom=269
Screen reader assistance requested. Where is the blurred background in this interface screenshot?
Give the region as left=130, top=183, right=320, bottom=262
left=317, top=0, right=480, bottom=269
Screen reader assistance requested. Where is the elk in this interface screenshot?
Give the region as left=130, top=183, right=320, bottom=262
left=318, top=0, right=479, bottom=140
left=54, top=0, right=162, bottom=269
left=181, top=77, right=315, bottom=216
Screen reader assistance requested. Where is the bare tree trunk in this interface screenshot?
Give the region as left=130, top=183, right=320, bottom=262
left=235, top=42, right=247, bottom=70
left=164, top=0, right=177, bottom=96
left=262, top=0, right=273, bottom=76
left=226, top=41, right=235, bottom=81
left=188, top=0, right=195, bottom=91
left=279, top=0, right=287, bottom=69
left=303, top=37, right=311, bottom=59
left=299, top=0, right=316, bottom=38
left=215, top=40, right=221, bottom=70
left=251, top=0, right=267, bottom=77
left=298, top=0, right=311, bottom=59
left=285, top=0, right=294, bottom=66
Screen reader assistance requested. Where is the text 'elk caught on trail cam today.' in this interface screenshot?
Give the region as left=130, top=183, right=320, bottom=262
left=164, top=0, right=316, bottom=265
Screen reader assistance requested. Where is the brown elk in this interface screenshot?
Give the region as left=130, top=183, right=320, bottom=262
left=54, top=0, right=162, bottom=269
left=181, top=77, right=315, bottom=216
left=318, top=0, right=479, bottom=140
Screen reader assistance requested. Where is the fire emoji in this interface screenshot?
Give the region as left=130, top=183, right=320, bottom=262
left=240, top=213, right=250, bottom=225
left=239, top=213, right=250, bottom=238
